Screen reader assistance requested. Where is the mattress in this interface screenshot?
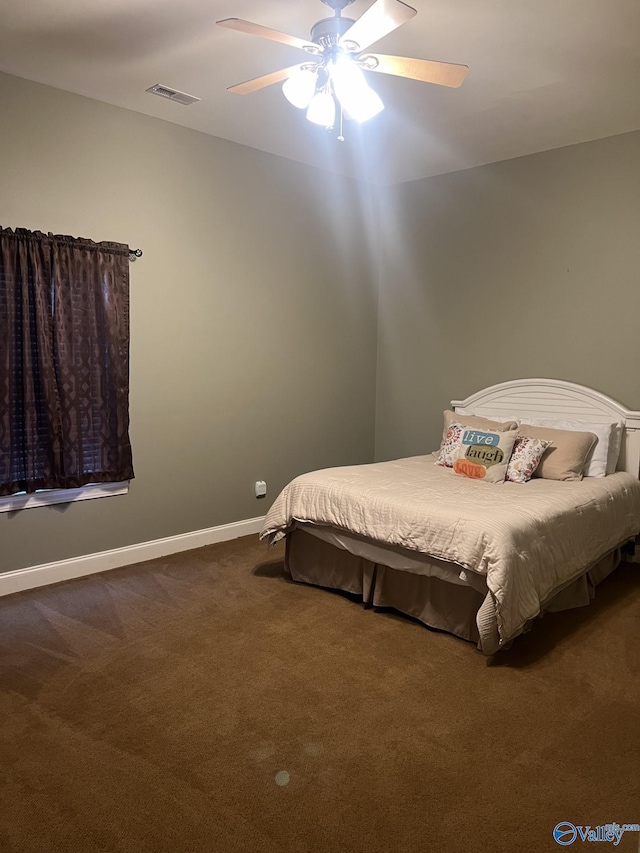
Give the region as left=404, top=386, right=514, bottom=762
left=261, top=456, right=640, bottom=649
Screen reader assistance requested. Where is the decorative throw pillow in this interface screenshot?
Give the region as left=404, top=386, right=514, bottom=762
left=441, top=410, right=519, bottom=440
left=437, top=422, right=519, bottom=484
left=506, top=436, right=552, bottom=483
left=433, top=411, right=519, bottom=460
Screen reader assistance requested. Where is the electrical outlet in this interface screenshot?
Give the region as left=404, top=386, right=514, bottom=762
left=255, top=480, right=267, bottom=498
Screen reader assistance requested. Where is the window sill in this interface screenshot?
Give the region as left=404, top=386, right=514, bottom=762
left=0, top=482, right=130, bottom=513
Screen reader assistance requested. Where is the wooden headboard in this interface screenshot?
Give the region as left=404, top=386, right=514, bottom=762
left=451, top=378, right=640, bottom=479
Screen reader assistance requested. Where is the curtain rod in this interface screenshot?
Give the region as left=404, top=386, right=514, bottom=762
left=128, top=248, right=143, bottom=262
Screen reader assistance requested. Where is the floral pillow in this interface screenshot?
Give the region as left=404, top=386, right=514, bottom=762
left=506, top=436, right=552, bottom=483
left=436, top=422, right=518, bottom=484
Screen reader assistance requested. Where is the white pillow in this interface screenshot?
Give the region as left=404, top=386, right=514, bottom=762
left=522, top=418, right=622, bottom=478
left=607, top=423, right=624, bottom=475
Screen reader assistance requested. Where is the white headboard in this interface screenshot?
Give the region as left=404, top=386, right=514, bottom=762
left=451, top=378, right=640, bottom=479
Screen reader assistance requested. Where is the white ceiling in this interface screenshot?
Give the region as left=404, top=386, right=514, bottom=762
left=1, top=0, right=639, bottom=185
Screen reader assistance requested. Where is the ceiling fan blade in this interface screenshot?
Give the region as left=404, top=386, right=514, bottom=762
left=362, top=53, right=469, bottom=88
left=217, top=18, right=318, bottom=54
left=227, top=65, right=306, bottom=95
left=339, top=0, right=417, bottom=53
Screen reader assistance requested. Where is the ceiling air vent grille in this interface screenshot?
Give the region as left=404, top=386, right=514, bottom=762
left=146, top=84, right=200, bottom=106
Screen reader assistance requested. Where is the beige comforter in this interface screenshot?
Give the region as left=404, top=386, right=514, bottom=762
left=261, top=457, right=640, bottom=649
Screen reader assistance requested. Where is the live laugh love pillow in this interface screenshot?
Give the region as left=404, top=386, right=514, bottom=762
left=437, top=421, right=519, bottom=483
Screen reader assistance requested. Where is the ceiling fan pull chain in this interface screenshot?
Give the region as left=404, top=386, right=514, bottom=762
left=337, top=104, right=345, bottom=141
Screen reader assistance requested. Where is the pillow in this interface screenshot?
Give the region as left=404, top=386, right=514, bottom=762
left=432, top=411, right=520, bottom=460
left=441, top=410, right=519, bottom=440
left=523, top=418, right=622, bottom=478
left=517, top=424, right=597, bottom=481
left=437, top=422, right=519, bottom=483
left=506, top=436, right=552, bottom=483
left=607, top=422, right=624, bottom=474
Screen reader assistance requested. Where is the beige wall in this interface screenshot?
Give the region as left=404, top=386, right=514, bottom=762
left=375, top=131, right=640, bottom=461
left=0, top=72, right=379, bottom=572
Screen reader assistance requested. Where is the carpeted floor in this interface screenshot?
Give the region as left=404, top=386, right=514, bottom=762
left=1, top=535, right=639, bottom=853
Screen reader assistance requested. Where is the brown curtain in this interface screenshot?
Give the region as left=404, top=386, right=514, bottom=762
left=0, top=227, right=134, bottom=496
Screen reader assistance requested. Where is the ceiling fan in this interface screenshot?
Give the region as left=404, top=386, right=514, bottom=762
left=217, top=0, right=468, bottom=138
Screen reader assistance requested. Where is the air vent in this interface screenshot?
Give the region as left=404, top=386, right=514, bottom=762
left=146, top=84, right=200, bottom=106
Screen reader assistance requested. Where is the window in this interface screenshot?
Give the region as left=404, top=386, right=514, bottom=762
left=0, top=227, right=134, bottom=509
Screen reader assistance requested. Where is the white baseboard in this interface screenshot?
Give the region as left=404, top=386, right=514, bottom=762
left=0, top=516, right=266, bottom=598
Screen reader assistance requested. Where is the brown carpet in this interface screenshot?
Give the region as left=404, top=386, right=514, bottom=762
left=1, top=535, right=639, bottom=853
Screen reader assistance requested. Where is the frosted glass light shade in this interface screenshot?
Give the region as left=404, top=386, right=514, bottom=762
left=346, top=84, right=384, bottom=122
left=282, top=67, right=317, bottom=110
left=306, top=91, right=336, bottom=127
left=329, top=55, right=384, bottom=123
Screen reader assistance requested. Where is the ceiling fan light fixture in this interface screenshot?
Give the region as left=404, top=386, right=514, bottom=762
left=345, top=81, right=384, bottom=122
left=306, top=89, right=336, bottom=128
left=282, top=66, right=318, bottom=109
left=329, top=54, right=384, bottom=123
left=219, top=0, right=468, bottom=137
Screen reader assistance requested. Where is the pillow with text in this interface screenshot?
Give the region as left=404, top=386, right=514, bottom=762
left=437, top=422, right=519, bottom=484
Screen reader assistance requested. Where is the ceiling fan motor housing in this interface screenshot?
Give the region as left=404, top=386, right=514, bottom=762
left=310, top=16, right=356, bottom=48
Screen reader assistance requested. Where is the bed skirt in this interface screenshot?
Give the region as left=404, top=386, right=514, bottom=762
left=285, top=526, right=622, bottom=654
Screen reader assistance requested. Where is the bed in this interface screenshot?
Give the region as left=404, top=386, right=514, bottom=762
left=260, top=379, right=640, bottom=653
